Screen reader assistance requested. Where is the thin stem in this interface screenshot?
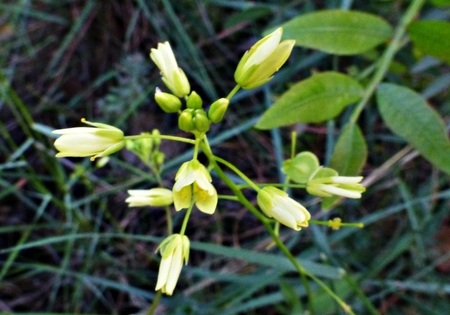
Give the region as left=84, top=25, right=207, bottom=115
left=291, top=131, right=297, bottom=159
left=213, top=155, right=261, bottom=192
left=218, top=195, right=239, bottom=201
left=309, top=220, right=364, bottom=229
left=179, top=201, right=194, bottom=236
left=125, top=134, right=196, bottom=145
left=349, top=0, right=426, bottom=124
left=236, top=182, right=307, bottom=190
left=145, top=290, right=162, bottom=315
left=193, top=136, right=201, bottom=160
left=226, top=85, right=240, bottom=100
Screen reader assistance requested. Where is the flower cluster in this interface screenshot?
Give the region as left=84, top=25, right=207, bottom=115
left=50, top=28, right=366, bottom=299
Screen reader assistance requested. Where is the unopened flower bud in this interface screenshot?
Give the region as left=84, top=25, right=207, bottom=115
left=208, top=98, right=229, bottom=123
left=235, top=28, right=295, bottom=89
left=153, top=151, right=165, bottom=168
left=186, top=91, right=203, bottom=109
left=152, top=129, right=162, bottom=147
left=193, top=109, right=210, bottom=133
left=178, top=109, right=195, bottom=132
left=155, top=89, right=181, bottom=113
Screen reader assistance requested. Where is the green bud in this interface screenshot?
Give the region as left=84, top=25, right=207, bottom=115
left=153, top=151, right=165, bottom=168
left=208, top=98, right=229, bottom=123
left=155, top=89, right=182, bottom=113
left=126, top=132, right=153, bottom=162
left=281, top=151, right=320, bottom=184
left=152, top=129, right=161, bottom=147
left=186, top=91, right=203, bottom=109
left=193, top=109, right=211, bottom=133
left=179, top=109, right=195, bottom=132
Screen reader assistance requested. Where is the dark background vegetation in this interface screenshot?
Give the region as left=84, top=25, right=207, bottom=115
left=1, top=0, right=450, bottom=314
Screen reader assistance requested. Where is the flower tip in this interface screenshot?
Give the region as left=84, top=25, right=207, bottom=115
left=81, top=118, right=86, bottom=123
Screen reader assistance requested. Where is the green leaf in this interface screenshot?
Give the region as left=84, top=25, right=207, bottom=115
left=278, top=10, right=393, bottom=55
left=377, top=83, right=450, bottom=174
left=255, top=72, right=363, bottom=129
left=408, top=20, right=450, bottom=65
left=329, top=123, right=367, bottom=176
left=322, top=123, right=367, bottom=210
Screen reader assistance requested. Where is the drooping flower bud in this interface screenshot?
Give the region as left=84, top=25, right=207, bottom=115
left=155, top=234, right=190, bottom=295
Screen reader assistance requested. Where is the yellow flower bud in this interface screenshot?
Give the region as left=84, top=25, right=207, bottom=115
left=52, top=119, right=125, bottom=161
left=235, top=28, right=295, bottom=89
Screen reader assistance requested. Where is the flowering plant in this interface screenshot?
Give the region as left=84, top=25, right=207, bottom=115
left=51, top=27, right=366, bottom=314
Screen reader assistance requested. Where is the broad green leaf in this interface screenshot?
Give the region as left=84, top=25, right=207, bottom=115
left=408, top=20, right=450, bottom=65
left=278, top=10, right=393, bottom=55
left=255, top=72, right=363, bottom=129
left=377, top=83, right=450, bottom=174
left=323, top=123, right=367, bottom=210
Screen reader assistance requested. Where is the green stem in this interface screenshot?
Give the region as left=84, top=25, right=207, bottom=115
left=236, top=183, right=307, bottom=190
left=146, top=290, right=162, bottom=315
left=349, top=0, right=426, bottom=124
left=309, top=220, right=364, bottom=229
left=179, top=202, right=194, bottom=236
left=226, top=85, right=240, bottom=100
left=193, top=136, right=201, bottom=160
left=213, top=155, right=261, bottom=192
left=218, top=195, right=239, bottom=201
left=125, top=134, right=196, bottom=145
